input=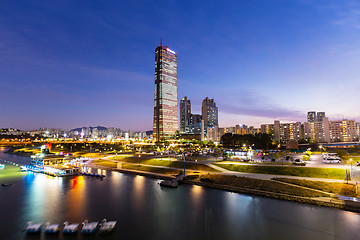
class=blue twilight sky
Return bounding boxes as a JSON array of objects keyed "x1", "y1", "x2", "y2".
[{"x1": 1, "y1": 0, "x2": 360, "y2": 131}]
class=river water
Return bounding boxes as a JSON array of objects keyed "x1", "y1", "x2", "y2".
[{"x1": 0, "y1": 149, "x2": 360, "y2": 240}]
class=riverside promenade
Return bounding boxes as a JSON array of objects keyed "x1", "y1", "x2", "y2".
[{"x1": 87, "y1": 156, "x2": 360, "y2": 213}]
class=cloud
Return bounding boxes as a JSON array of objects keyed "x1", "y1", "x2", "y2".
[
  {"x1": 299, "y1": 0, "x2": 360, "y2": 29},
  {"x1": 217, "y1": 89, "x2": 304, "y2": 121}
]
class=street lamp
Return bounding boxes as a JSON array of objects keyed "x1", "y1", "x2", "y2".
[
  {"x1": 350, "y1": 158, "x2": 353, "y2": 178},
  {"x1": 183, "y1": 152, "x2": 186, "y2": 176}
]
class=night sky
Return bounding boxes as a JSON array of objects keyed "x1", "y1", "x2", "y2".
[{"x1": 1, "y1": 0, "x2": 360, "y2": 131}]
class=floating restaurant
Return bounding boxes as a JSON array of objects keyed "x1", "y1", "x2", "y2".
[{"x1": 29, "y1": 145, "x2": 80, "y2": 176}]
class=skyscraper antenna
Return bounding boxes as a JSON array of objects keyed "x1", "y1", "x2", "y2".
[{"x1": 160, "y1": 38, "x2": 162, "y2": 46}]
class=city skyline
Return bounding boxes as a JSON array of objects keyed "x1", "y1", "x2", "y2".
[{"x1": 2, "y1": 0, "x2": 360, "y2": 130}]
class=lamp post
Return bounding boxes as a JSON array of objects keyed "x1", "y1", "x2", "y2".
[
  {"x1": 183, "y1": 152, "x2": 186, "y2": 176},
  {"x1": 350, "y1": 158, "x2": 353, "y2": 180}
]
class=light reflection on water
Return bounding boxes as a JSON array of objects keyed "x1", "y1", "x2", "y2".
[
  {"x1": 67, "y1": 176, "x2": 86, "y2": 221},
  {"x1": 1, "y1": 150, "x2": 360, "y2": 240}
]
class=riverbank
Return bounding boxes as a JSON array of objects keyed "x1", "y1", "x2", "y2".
[
  {"x1": 4, "y1": 148, "x2": 34, "y2": 157},
  {"x1": 88, "y1": 162, "x2": 360, "y2": 213}
]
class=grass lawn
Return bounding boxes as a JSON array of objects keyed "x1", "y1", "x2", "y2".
[
  {"x1": 0, "y1": 165, "x2": 27, "y2": 183},
  {"x1": 12, "y1": 147, "x2": 40, "y2": 156},
  {"x1": 343, "y1": 156, "x2": 360, "y2": 164},
  {"x1": 274, "y1": 178, "x2": 357, "y2": 197},
  {"x1": 92, "y1": 159, "x2": 117, "y2": 168},
  {"x1": 215, "y1": 163, "x2": 347, "y2": 180},
  {"x1": 195, "y1": 174, "x2": 329, "y2": 197},
  {"x1": 108, "y1": 155, "x2": 219, "y2": 172},
  {"x1": 121, "y1": 164, "x2": 184, "y2": 175}
]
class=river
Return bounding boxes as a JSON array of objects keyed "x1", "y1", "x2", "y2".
[{"x1": 0, "y1": 149, "x2": 359, "y2": 240}]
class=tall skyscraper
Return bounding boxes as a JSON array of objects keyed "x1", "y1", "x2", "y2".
[
  {"x1": 307, "y1": 111, "x2": 316, "y2": 123},
  {"x1": 317, "y1": 112, "x2": 326, "y2": 122},
  {"x1": 202, "y1": 97, "x2": 218, "y2": 129},
  {"x1": 153, "y1": 41, "x2": 178, "y2": 141},
  {"x1": 180, "y1": 96, "x2": 191, "y2": 133}
]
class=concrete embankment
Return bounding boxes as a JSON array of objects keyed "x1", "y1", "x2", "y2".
[{"x1": 183, "y1": 179, "x2": 360, "y2": 213}]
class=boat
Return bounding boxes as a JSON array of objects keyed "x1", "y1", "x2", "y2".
[
  {"x1": 99, "y1": 219, "x2": 117, "y2": 233},
  {"x1": 94, "y1": 174, "x2": 105, "y2": 178},
  {"x1": 44, "y1": 222, "x2": 61, "y2": 234},
  {"x1": 63, "y1": 221, "x2": 80, "y2": 234},
  {"x1": 160, "y1": 180, "x2": 178, "y2": 188},
  {"x1": 82, "y1": 220, "x2": 100, "y2": 234},
  {"x1": 2, "y1": 183, "x2": 12, "y2": 187},
  {"x1": 20, "y1": 166, "x2": 27, "y2": 172},
  {"x1": 26, "y1": 222, "x2": 43, "y2": 233},
  {"x1": 63, "y1": 220, "x2": 87, "y2": 234}
]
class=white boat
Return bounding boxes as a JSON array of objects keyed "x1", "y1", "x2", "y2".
[
  {"x1": 99, "y1": 220, "x2": 117, "y2": 233},
  {"x1": 26, "y1": 222, "x2": 43, "y2": 233},
  {"x1": 44, "y1": 222, "x2": 61, "y2": 234},
  {"x1": 82, "y1": 220, "x2": 100, "y2": 234},
  {"x1": 20, "y1": 166, "x2": 27, "y2": 171},
  {"x1": 63, "y1": 222, "x2": 80, "y2": 234}
]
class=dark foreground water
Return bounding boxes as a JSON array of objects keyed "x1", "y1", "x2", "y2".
[{"x1": 1, "y1": 149, "x2": 360, "y2": 240}]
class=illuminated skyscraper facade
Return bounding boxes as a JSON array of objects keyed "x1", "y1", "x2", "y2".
[
  {"x1": 202, "y1": 97, "x2": 218, "y2": 129},
  {"x1": 307, "y1": 111, "x2": 316, "y2": 122},
  {"x1": 153, "y1": 42, "x2": 178, "y2": 141},
  {"x1": 180, "y1": 96, "x2": 191, "y2": 133}
]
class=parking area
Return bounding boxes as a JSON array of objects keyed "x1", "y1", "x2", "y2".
[{"x1": 252, "y1": 153, "x2": 347, "y2": 168}]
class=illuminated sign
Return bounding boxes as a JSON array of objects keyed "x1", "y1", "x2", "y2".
[{"x1": 166, "y1": 48, "x2": 176, "y2": 54}]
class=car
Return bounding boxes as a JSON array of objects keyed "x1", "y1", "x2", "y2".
[
  {"x1": 323, "y1": 157, "x2": 341, "y2": 164},
  {"x1": 293, "y1": 159, "x2": 306, "y2": 165}
]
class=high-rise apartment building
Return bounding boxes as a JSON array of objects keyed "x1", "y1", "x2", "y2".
[
  {"x1": 261, "y1": 123, "x2": 274, "y2": 135},
  {"x1": 180, "y1": 96, "x2": 191, "y2": 133},
  {"x1": 329, "y1": 119, "x2": 356, "y2": 142},
  {"x1": 307, "y1": 111, "x2": 316, "y2": 122},
  {"x1": 317, "y1": 112, "x2": 326, "y2": 122},
  {"x1": 202, "y1": 97, "x2": 218, "y2": 129},
  {"x1": 261, "y1": 121, "x2": 301, "y2": 143},
  {"x1": 153, "y1": 42, "x2": 178, "y2": 141}
]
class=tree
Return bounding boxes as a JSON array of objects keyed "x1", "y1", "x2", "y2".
[{"x1": 220, "y1": 133, "x2": 275, "y2": 149}]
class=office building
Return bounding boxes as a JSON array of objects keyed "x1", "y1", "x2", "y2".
[
  {"x1": 191, "y1": 114, "x2": 202, "y2": 125},
  {"x1": 153, "y1": 42, "x2": 178, "y2": 141},
  {"x1": 186, "y1": 114, "x2": 203, "y2": 135},
  {"x1": 180, "y1": 96, "x2": 191, "y2": 133},
  {"x1": 202, "y1": 97, "x2": 218, "y2": 129}
]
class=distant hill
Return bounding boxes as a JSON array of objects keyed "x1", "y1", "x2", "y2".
[{"x1": 71, "y1": 126, "x2": 107, "y2": 132}]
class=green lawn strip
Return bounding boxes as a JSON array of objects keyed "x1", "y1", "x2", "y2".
[
  {"x1": 196, "y1": 174, "x2": 329, "y2": 197},
  {"x1": 109, "y1": 156, "x2": 219, "y2": 172},
  {"x1": 0, "y1": 165, "x2": 27, "y2": 182},
  {"x1": 121, "y1": 164, "x2": 183, "y2": 175},
  {"x1": 142, "y1": 159, "x2": 218, "y2": 172},
  {"x1": 92, "y1": 160, "x2": 117, "y2": 168},
  {"x1": 274, "y1": 178, "x2": 356, "y2": 197},
  {"x1": 347, "y1": 156, "x2": 360, "y2": 163},
  {"x1": 215, "y1": 163, "x2": 346, "y2": 179}
]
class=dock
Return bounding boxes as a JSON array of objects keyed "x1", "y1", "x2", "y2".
[{"x1": 160, "y1": 175, "x2": 185, "y2": 188}]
